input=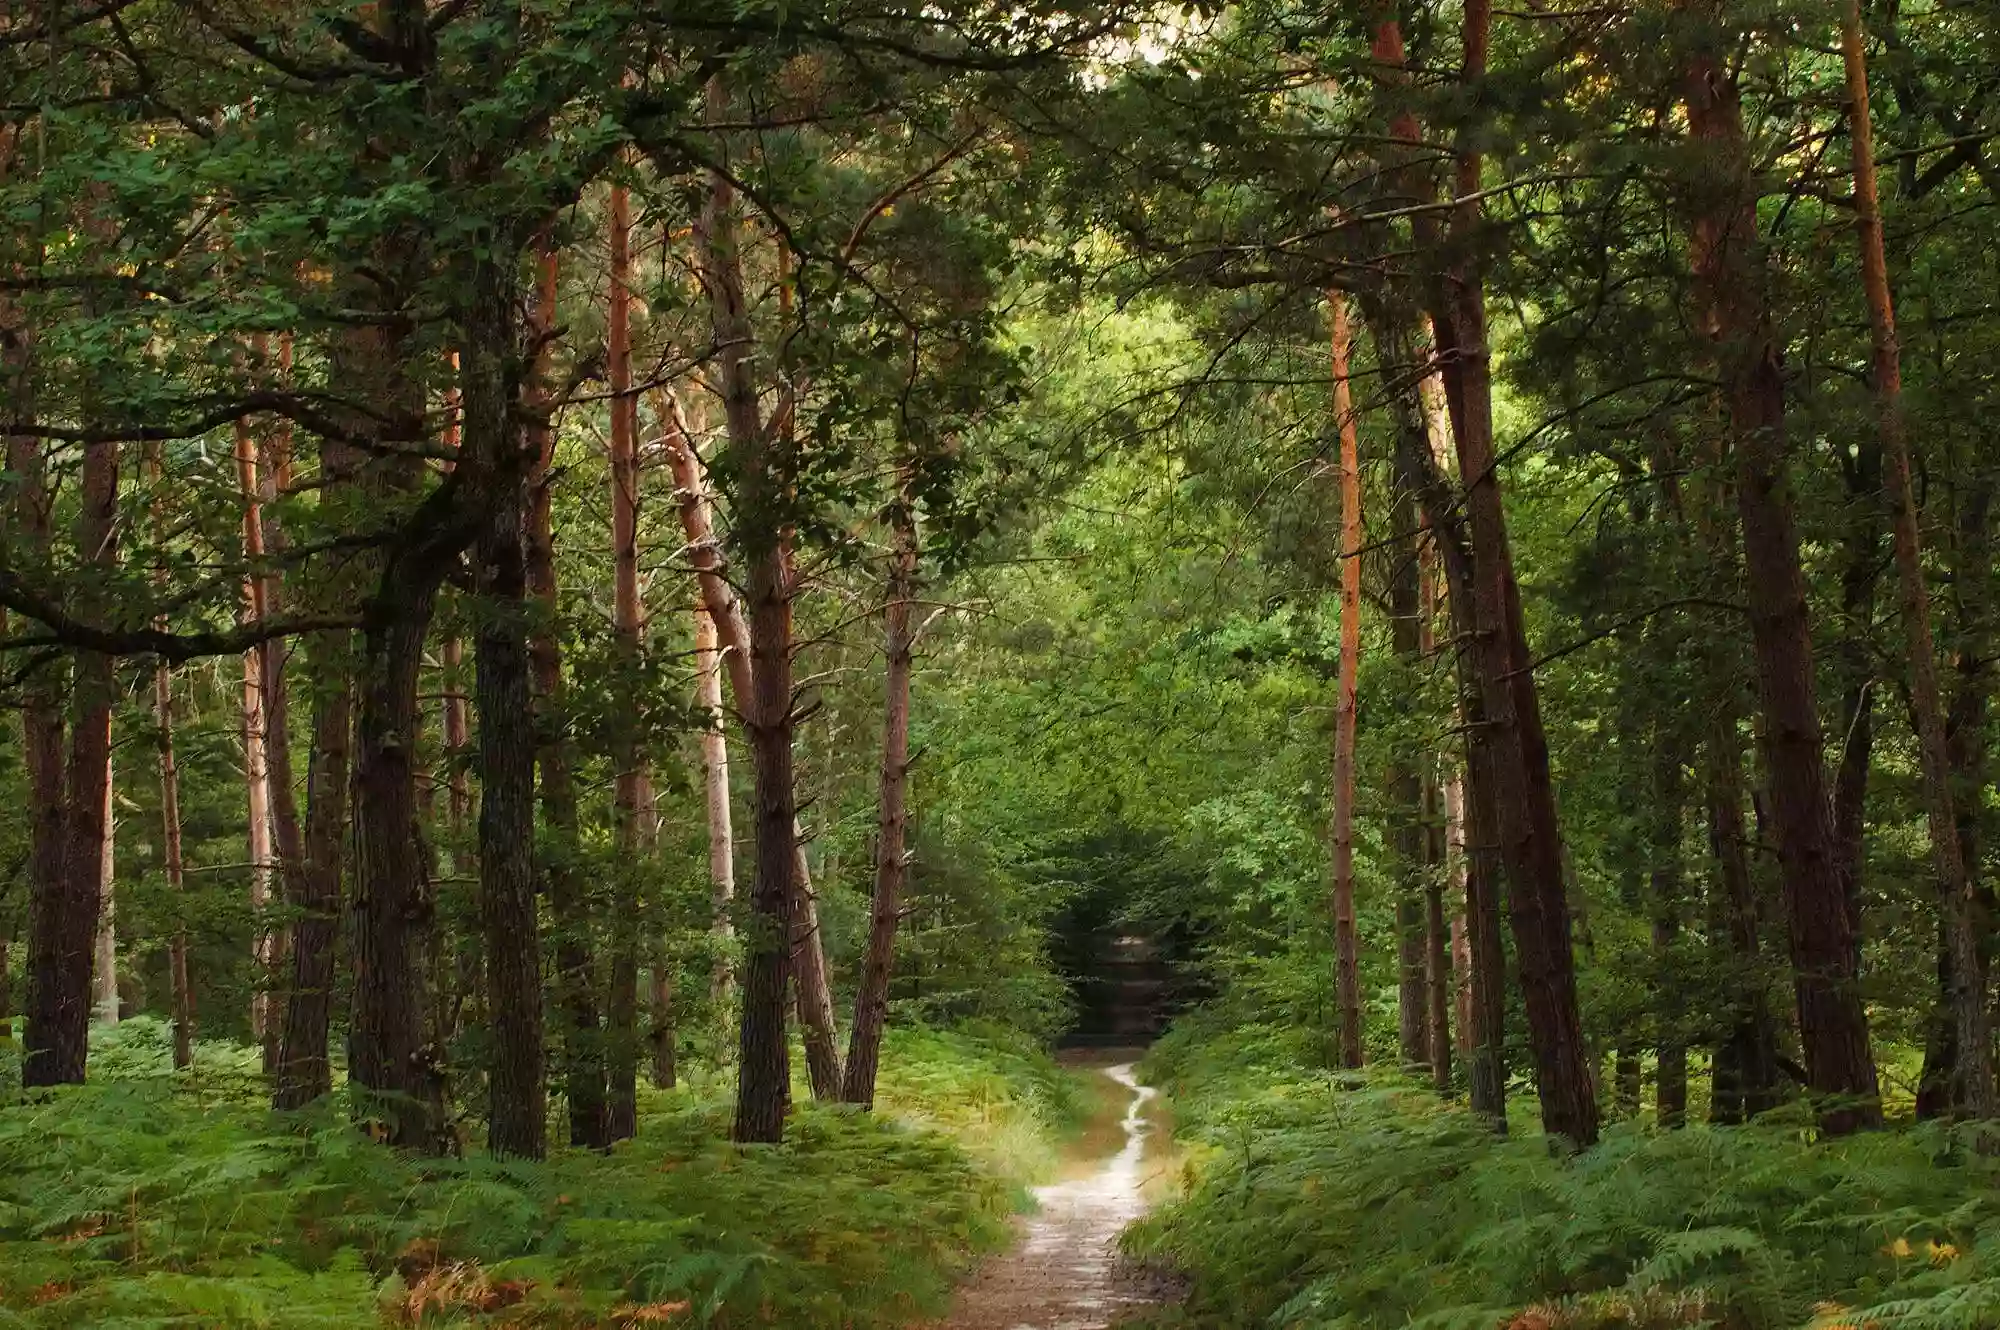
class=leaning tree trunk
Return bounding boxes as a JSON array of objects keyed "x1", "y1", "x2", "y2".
[
  {"x1": 659, "y1": 393, "x2": 842, "y2": 1090},
  {"x1": 1440, "y1": 0, "x2": 1597, "y2": 1147},
  {"x1": 1327, "y1": 291, "x2": 1366, "y2": 1071},
  {"x1": 1392, "y1": 346, "x2": 1508, "y2": 1131},
  {"x1": 841, "y1": 468, "x2": 920, "y2": 1108},
  {"x1": 1681, "y1": 16, "x2": 1880, "y2": 1132},
  {"x1": 1841, "y1": 3, "x2": 1995, "y2": 1121}
]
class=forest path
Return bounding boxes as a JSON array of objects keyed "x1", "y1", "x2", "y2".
[{"x1": 944, "y1": 1062, "x2": 1163, "y2": 1330}]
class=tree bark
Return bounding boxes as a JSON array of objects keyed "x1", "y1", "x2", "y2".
[
  {"x1": 146, "y1": 441, "x2": 194, "y2": 1069},
  {"x1": 523, "y1": 244, "x2": 610, "y2": 1148},
  {"x1": 1841, "y1": 2, "x2": 1995, "y2": 1121},
  {"x1": 1439, "y1": 0, "x2": 1598, "y2": 1146},
  {"x1": 24, "y1": 428, "x2": 118, "y2": 1086},
  {"x1": 1390, "y1": 463, "x2": 1429, "y2": 1074},
  {"x1": 1327, "y1": 290, "x2": 1365, "y2": 1071},
  {"x1": 694, "y1": 96, "x2": 800, "y2": 1141},
  {"x1": 1423, "y1": 763, "x2": 1453, "y2": 1094},
  {"x1": 92, "y1": 754, "x2": 116, "y2": 1025},
  {"x1": 1705, "y1": 722, "x2": 1782, "y2": 1123},
  {"x1": 1650, "y1": 727, "x2": 1689, "y2": 1127},
  {"x1": 841, "y1": 468, "x2": 920, "y2": 1108},
  {"x1": 696, "y1": 600, "x2": 736, "y2": 1003},
  {"x1": 1391, "y1": 340, "x2": 1508, "y2": 1130},
  {"x1": 604, "y1": 175, "x2": 650, "y2": 1141},
  {"x1": 236, "y1": 420, "x2": 279, "y2": 1063},
  {"x1": 1680, "y1": 9, "x2": 1881, "y2": 1135},
  {"x1": 1922, "y1": 477, "x2": 1994, "y2": 1117},
  {"x1": 345, "y1": 320, "x2": 455, "y2": 1149},
  {"x1": 464, "y1": 251, "x2": 546, "y2": 1160}
]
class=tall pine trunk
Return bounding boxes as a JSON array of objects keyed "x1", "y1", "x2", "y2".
[
  {"x1": 841, "y1": 468, "x2": 919, "y2": 1107},
  {"x1": 236, "y1": 420, "x2": 278, "y2": 1064},
  {"x1": 464, "y1": 250, "x2": 546, "y2": 1160},
  {"x1": 92, "y1": 755, "x2": 116, "y2": 1024},
  {"x1": 1439, "y1": 0, "x2": 1597, "y2": 1146},
  {"x1": 605, "y1": 176, "x2": 649, "y2": 1141},
  {"x1": 1327, "y1": 291, "x2": 1365, "y2": 1071},
  {"x1": 1681, "y1": 15, "x2": 1880, "y2": 1131},
  {"x1": 24, "y1": 429, "x2": 118, "y2": 1086},
  {"x1": 1841, "y1": 3, "x2": 1995, "y2": 1120},
  {"x1": 1392, "y1": 348, "x2": 1508, "y2": 1130},
  {"x1": 696, "y1": 90, "x2": 799, "y2": 1141},
  {"x1": 696, "y1": 600, "x2": 736, "y2": 1003},
  {"x1": 523, "y1": 244, "x2": 610, "y2": 1148}
]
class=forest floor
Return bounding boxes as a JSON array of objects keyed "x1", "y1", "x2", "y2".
[{"x1": 943, "y1": 1055, "x2": 1173, "y2": 1330}]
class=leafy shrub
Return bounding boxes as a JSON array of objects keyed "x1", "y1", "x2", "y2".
[{"x1": 1127, "y1": 1024, "x2": 2000, "y2": 1330}]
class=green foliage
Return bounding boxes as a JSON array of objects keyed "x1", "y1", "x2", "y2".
[
  {"x1": 0, "y1": 1020, "x2": 1082, "y2": 1328},
  {"x1": 1128, "y1": 1023, "x2": 2000, "y2": 1330}
]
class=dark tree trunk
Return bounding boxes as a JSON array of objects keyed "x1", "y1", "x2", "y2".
[
  {"x1": 345, "y1": 323, "x2": 459, "y2": 1150},
  {"x1": 1705, "y1": 726, "x2": 1782, "y2": 1123},
  {"x1": 1390, "y1": 467, "x2": 1429, "y2": 1073},
  {"x1": 841, "y1": 469, "x2": 919, "y2": 1108},
  {"x1": 1651, "y1": 727, "x2": 1689, "y2": 1128},
  {"x1": 1831, "y1": 439, "x2": 1882, "y2": 901},
  {"x1": 274, "y1": 614, "x2": 353, "y2": 1109},
  {"x1": 523, "y1": 245, "x2": 610, "y2": 1148},
  {"x1": 1390, "y1": 361, "x2": 1506, "y2": 1131},
  {"x1": 1682, "y1": 15, "x2": 1881, "y2": 1133},
  {"x1": 465, "y1": 254, "x2": 546, "y2": 1160},
  {"x1": 604, "y1": 176, "x2": 647, "y2": 1143},
  {"x1": 25, "y1": 432, "x2": 118, "y2": 1087},
  {"x1": 695, "y1": 84, "x2": 799, "y2": 1142},
  {"x1": 1921, "y1": 479, "x2": 1994, "y2": 1118},
  {"x1": 1435, "y1": 30, "x2": 1598, "y2": 1141},
  {"x1": 1424, "y1": 766, "x2": 1453, "y2": 1094}
]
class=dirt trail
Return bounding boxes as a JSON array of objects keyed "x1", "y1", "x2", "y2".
[{"x1": 946, "y1": 1063, "x2": 1162, "y2": 1330}]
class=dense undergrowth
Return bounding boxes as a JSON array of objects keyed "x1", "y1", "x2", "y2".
[
  {"x1": 0, "y1": 1018, "x2": 1085, "y2": 1329},
  {"x1": 1125, "y1": 1017, "x2": 2000, "y2": 1330}
]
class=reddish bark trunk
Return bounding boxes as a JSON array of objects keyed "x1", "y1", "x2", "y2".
[
  {"x1": 605, "y1": 176, "x2": 648, "y2": 1141},
  {"x1": 1682, "y1": 20, "x2": 1881, "y2": 1131},
  {"x1": 1841, "y1": 2, "x2": 1994, "y2": 1119},
  {"x1": 841, "y1": 470, "x2": 920, "y2": 1107},
  {"x1": 1328, "y1": 291, "x2": 1365, "y2": 1071},
  {"x1": 522, "y1": 243, "x2": 610, "y2": 1148}
]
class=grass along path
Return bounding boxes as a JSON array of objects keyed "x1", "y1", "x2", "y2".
[{"x1": 944, "y1": 1060, "x2": 1165, "y2": 1330}]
